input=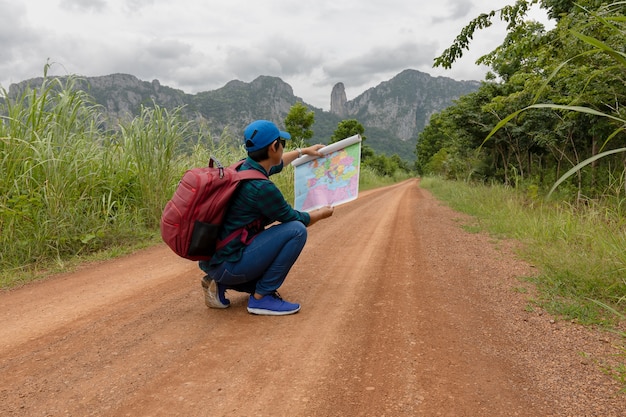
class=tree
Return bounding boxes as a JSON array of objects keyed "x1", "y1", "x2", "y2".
[
  {"x1": 328, "y1": 119, "x2": 411, "y2": 176},
  {"x1": 433, "y1": 0, "x2": 541, "y2": 71},
  {"x1": 425, "y1": 1, "x2": 626, "y2": 197},
  {"x1": 284, "y1": 102, "x2": 315, "y2": 148},
  {"x1": 329, "y1": 119, "x2": 366, "y2": 144},
  {"x1": 433, "y1": 0, "x2": 613, "y2": 72}
]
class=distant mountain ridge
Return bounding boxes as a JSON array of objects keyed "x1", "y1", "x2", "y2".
[
  {"x1": 331, "y1": 70, "x2": 479, "y2": 141},
  {"x1": 7, "y1": 70, "x2": 480, "y2": 160}
]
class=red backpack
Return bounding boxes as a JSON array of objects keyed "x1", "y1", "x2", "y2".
[{"x1": 160, "y1": 157, "x2": 266, "y2": 261}]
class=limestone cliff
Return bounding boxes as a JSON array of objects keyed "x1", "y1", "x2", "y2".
[
  {"x1": 329, "y1": 70, "x2": 480, "y2": 141},
  {"x1": 330, "y1": 82, "x2": 347, "y2": 118}
]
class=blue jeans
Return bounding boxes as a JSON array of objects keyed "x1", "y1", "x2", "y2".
[{"x1": 201, "y1": 221, "x2": 307, "y2": 295}]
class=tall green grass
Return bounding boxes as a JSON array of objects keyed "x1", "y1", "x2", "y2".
[
  {"x1": 360, "y1": 165, "x2": 414, "y2": 190},
  {"x1": 421, "y1": 176, "x2": 626, "y2": 326},
  {"x1": 117, "y1": 105, "x2": 191, "y2": 228},
  {"x1": 1, "y1": 76, "x2": 117, "y2": 271},
  {"x1": 0, "y1": 73, "x2": 231, "y2": 285}
]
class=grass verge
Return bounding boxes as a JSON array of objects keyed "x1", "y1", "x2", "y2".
[
  {"x1": 420, "y1": 176, "x2": 626, "y2": 327},
  {"x1": 421, "y1": 176, "x2": 626, "y2": 389}
]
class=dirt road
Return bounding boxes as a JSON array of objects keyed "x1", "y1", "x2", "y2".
[{"x1": 1, "y1": 179, "x2": 624, "y2": 416}]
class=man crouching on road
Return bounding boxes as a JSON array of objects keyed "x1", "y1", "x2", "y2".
[{"x1": 199, "y1": 120, "x2": 334, "y2": 315}]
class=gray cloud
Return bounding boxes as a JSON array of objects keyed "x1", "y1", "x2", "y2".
[
  {"x1": 59, "y1": 0, "x2": 107, "y2": 13},
  {"x1": 124, "y1": 0, "x2": 157, "y2": 13},
  {"x1": 323, "y1": 41, "x2": 438, "y2": 86},
  {"x1": 1, "y1": 1, "x2": 552, "y2": 109},
  {"x1": 0, "y1": 2, "x2": 45, "y2": 85},
  {"x1": 224, "y1": 36, "x2": 321, "y2": 81},
  {"x1": 432, "y1": 0, "x2": 475, "y2": 23},
  {"x1": 0, "y1": 6, "x2": 21, "y2": 59},
  {"x1": 142, "y1": 38, "x2": 193, "y2": 61}
]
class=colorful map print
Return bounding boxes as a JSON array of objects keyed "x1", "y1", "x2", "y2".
[{"x1": 292, "y1": 135, "x2": 361, "y2": 212}]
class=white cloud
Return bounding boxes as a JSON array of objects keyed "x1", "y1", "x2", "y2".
[
  {"x1": 0, "y1": 0, "x2": 553, "y2": 109},
  {"x1": 59, "y1": 0, "x2": 107, "y2": 13}
]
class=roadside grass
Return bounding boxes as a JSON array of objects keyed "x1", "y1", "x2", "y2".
[
  {"x1": 0, "y1": 234, "x2": 162, "y2": 289},
  {"x1": 0, "y1": 73, "x2": 236, "y2": 288},
  {"x1": 421, "y1": 176, "x2": 626, "y2": 390},
  {"x1": 419, "y1": 176, "x2": 626, "y2": 327},
  {"x1": 359, "y1": 166, "x2": 414, "y2": 190}
]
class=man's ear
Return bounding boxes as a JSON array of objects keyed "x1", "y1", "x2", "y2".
[{"x1": 265, "y1": 141, "x2": 278, "y2": 159}]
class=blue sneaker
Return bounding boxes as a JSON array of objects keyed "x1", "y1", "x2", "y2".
[
  {"x1": 247, "y1": 292, "x2": 300, "y2": 316},
  {"x1": 201, "y1": 275, "x2": 230, "y2": 309}
]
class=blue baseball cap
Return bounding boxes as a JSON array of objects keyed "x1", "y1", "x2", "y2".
[{"x1": 244, "y1": 120, "x2": 291, "y2": 152}]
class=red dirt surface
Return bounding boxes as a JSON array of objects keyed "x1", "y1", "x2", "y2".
[{"x1": 1, "y1": 179, "x2": 624, "y2": 416}]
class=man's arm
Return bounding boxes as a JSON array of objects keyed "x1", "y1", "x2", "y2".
[{"x1": 282, "y1": 144, "x2": 325, "y2": 166}]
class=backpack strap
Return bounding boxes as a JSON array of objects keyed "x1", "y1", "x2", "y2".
[
  {"x1": 216, "y1": 218, "x2": 262, "y2": 251},
  {"x1": 230, "y1": 159, "x2": 267, "y2": 181},
  {"x1": 236, "y1": 169, "x2": 267, "y2": 180},
  {"x1": 214, "y1": 162, "x2": 265, "y2": 251}
]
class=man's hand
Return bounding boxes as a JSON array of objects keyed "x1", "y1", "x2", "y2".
[
  {"x1": 308, "y1": 206, "x2": 334, "y2": 226},
  {"x1": 284, "y1": 144, "x2": 326, "y2": 166},
  {"x1": 302, "y1": 144, "x2": 325, "y2": 158}
]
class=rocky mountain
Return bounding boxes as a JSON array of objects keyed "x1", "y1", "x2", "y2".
[
  {"x1": 6, "y1": 70, "x2": 480, "y2": 160},
  {"x1": 332, "y1": 70, "x2": 480, "y2": 141}
]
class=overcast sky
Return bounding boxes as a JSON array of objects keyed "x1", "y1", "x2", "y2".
[{"x1": 1, "y1": 0, "x2": 552, "y2": 110}]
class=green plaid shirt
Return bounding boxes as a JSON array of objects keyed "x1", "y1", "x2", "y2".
[{"x1": 208, "y1": 157, "x2": 311, "y2": 266}]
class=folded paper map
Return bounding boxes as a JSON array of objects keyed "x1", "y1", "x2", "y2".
[{"x1": 292, "y1": 134, "x2": 362, "y2": 212}]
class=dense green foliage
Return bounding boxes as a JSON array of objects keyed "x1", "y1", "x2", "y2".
[
  {"x1": 422, "y1": 1, "x2": 626, "y2": 202},
  {"x1": 284, "y1": 102, "x2": 315, "y2": 148},
  {"x1": 329, "y1": 119, "x2": 367, "y2": 144},
  {"x1": 330, "y1": 119, "x2": 414, "y2": 177}
]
